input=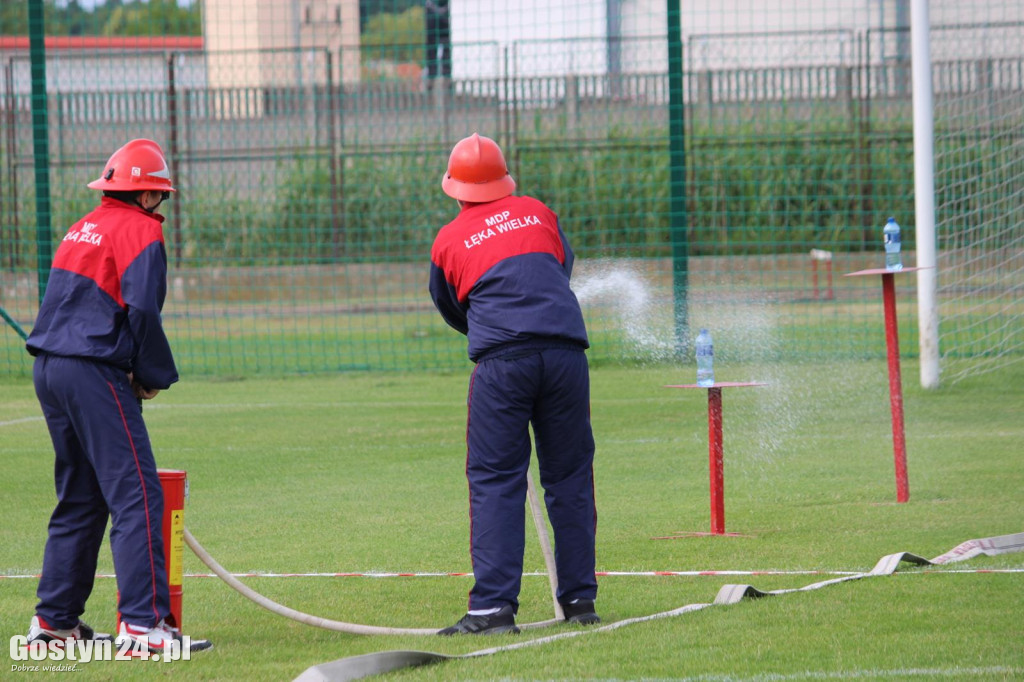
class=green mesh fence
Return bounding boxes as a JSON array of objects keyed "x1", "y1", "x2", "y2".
[{"x1": 1, "y1": 1, "x2": 1021, "y2": 379}]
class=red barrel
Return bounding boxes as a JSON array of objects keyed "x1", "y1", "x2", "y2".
[
  {"x1": 117, "y1": 469, "x2": 187, "y2": 630},
  {"x1": 158, "y1": 469, "x2": 187, "y2": 629}
]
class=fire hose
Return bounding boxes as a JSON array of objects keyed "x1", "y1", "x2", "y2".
[
  {"x1": 291, "y1": 531, "x2": 1024, "y2": 682},
  {"x1": 183, "y1": 475, "x2": 563, "y2": 635},
  {"x1": 157, "y1": 472, "x2": 1024, "y2": 679}
]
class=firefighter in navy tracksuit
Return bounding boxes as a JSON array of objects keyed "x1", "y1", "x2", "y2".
[
  {"x1": 430, "y1": 133, "x2": 600, "y2": 635},
  {"x1": 24, "y1": 139, "x2": 190, "y2": 653}
]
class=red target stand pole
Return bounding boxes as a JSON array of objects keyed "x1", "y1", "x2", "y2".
[
  {"x1": 843, "y1": 267, "x2": 930, "y2": 503},
  {"x1": 664, "y1": 382, "x2": 765, "y2": 535}
]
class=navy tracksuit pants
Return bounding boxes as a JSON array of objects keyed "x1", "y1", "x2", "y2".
[
  {"x1": 465, "y1": 346, "x2": 597, "y2": 612},
  {"x1": 33, "y1": 354, "x2": 170, "y2": 629}
]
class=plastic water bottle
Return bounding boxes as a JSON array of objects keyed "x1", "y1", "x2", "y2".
[
  {"x1": 884, "y1": 217, "x2": 902, "y2": 272},
  {"x1": 695, "y1": 328, "x2": 714, "y2": 387}
]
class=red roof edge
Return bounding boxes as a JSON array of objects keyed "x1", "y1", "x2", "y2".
[{"x1": 0, "y1": 36, "x2": 203, "y2": 50}]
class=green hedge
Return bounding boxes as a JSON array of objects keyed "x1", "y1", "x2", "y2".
[{"x1": 6, "y1": 125, "x2": 1019, "y2": 267}]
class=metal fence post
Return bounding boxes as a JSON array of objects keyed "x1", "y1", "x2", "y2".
[
  {"x1": 167, "y1": 52, "x2": 182, "y2": 267},
  {"x1": 28, "y1": 0, "x2": 52, "y2": 305},
  {"x1": 667, "y1": 0, "x2": 689, "y2": 356}
]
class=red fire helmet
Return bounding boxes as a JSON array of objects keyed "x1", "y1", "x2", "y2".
[
  {"x1": 441, "y1": 133, "x2": 515, "y2": 202},
  {"x1": 87, "y1": 138, "x2": 176, "y2": 192}
]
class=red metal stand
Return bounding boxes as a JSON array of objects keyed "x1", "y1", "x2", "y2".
[
  {"x1": 843, "y1": 267, "x2": 926, "y2": 503},
  {"x1": 665, "y1": 382, "x2": 765, "y2": 535}
]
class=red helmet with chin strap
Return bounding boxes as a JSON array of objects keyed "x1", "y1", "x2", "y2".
[
  {"x1": 87, "y1": 138, "x2": 176, "y2": 193},
  {"x1": 441, "y1": 133, "x2": 515, "y2": 202}
]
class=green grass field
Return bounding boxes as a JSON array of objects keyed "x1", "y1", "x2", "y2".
[{"x1": 2, "y1": 360, "x2": 1022, "y2": 681}]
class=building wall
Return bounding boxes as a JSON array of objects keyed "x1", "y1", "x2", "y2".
[
  {"x1": 451, "y1": 0, "x2": 609, "y2": 79},
  {"x1": 203, "y1": 0, "x2": 360, "y2": 89},
  {"x1": 2, "y1": 1, "x2": 1019, "y2": 98},
  {"x1": 0, "y1": 37, "x2": 205, "y2": 96},
  {"x1": 450, "y1": 0, "x2": 1024, "y2": 78}
]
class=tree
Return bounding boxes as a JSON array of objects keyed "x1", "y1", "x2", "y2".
[
  {"x1": 358, "y1": 0, "x2": 422, "y2": 32},
  {"x1": 0, "y1": 1, "x2": 28, "y2": 34},
  {"x1": 0, "y1": 0, "x2": 200, "y2": 37},
  {"x1": 361, "y1": 7, "x2": 425, "y2": 65},
  {"x1": 101, "y1": 0, "x2": 199, "y2": 36}
]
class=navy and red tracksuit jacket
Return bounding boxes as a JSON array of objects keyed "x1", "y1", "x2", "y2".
[
  {"x1": 429, "y1": 194, "x2": 588, "y2": 360},
  {"x1": 27, "y1": 196, "x2": 177, "y2": 388}
]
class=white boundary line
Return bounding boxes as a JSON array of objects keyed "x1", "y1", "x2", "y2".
[
  {"x1": 664, "y1": 667, "x2": 1023, "y2": 681},
  {"x1": 1, "y1": 568, "x2": 1021, "y2": 580},
  {"x1": 0, "y1": 394, "x2": 695, "y2": 429},
  {"x1": 0, "y1": 416, "x2": 43, "y2": 427}
]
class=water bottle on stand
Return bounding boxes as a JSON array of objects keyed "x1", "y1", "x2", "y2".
[
  {"x1": 695, "y1": 328, "x2": 714, "y2": 387},
  {"x1": 884, "y1": 217, "x2": 902, "y2": 272}
]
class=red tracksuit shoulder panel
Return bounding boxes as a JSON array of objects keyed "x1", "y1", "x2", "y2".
[
  {"x1": 431, "y1": 195, "x2": 562, "y2": 302},
  {"x1": 51, "y1": 197, "x2": 165, "y2": 307}
]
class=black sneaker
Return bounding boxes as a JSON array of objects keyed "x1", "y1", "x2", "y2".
[
  {"x1": 562, "y1": 599, "x2": 601, "y2": 625},
  {"x1": 437, "y1": 605, "x2": 520, "y2": 635}
]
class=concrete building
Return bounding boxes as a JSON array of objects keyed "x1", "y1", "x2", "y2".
[
  {"x1": 449, "y1": 0, "x2": 1024, "y2": 78},
  {"x1": 0, "y1": 36, "x2": 204, "y2": 97},
  {"x1": 202, "y1": 0, "x2": 360, "y2": 92}
]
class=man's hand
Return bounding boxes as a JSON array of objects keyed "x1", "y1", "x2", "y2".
[
  {"x1": 127, "y1": 372, "x2": 160, "y2": 400},
  {"x1": 134, "y1": 383, "x2": 160, "y2": 400}
]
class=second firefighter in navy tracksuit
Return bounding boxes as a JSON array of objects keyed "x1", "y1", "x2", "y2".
[
  {"x1": 430, "y1": 133, "x2": 599, "y2": 635},
  {"x1": 24, "y1": 139, "x2": 202, "y2": 655}
]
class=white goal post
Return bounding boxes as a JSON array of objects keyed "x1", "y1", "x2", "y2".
[{"x1": 912, "y1": 0, "x2": 940, "y2": 389}]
